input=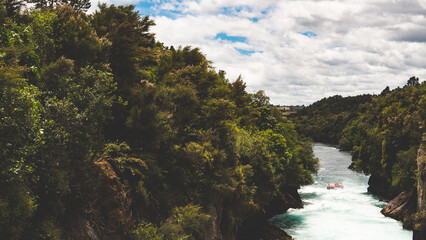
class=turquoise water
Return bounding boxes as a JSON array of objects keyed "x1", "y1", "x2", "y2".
[{"x1": 270, "y1": 143, "x2": 412, "y2": 240}]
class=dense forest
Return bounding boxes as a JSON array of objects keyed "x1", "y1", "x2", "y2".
[
  {"x1": 292, "y1": 94, "x2": 373, "y2": 144},
  {"x1": 291, "y1": 79, "x2": 425, "y2": 231},
  {"x1": 0, "y1": 1, "x2": 319, "y2": 239}
]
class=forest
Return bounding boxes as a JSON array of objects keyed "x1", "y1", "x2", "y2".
[
  {"x1": 292, "y1": 80, "x2": 425, "y2": 196},
  {"x1": 0, "y1": 1, "x2": 319, "y2": 239}
]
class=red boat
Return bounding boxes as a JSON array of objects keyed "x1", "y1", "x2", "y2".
[{"x1": 327, "y1": 182, "x2": 344, "y2": 189}]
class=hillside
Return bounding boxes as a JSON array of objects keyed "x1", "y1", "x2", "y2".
[
  {"x1": 0, "y1": 2, "x2": 318, "y2": 239},
  {"x1": 290, "y1": 94, "x2": 372, "y2": 144}
]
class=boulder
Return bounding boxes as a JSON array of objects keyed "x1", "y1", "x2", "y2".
[
  {"x1": 381, "y1": 190, "x2": 417, "y2": 229},
  {"x1": 368, "y1": 174, "x2": 393, "y2": 199}
]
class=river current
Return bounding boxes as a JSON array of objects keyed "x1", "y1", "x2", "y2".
[{"x1": 270, "y1": 143, "x2": 412, "y2": 240}]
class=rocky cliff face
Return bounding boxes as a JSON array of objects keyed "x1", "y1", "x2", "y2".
[
  {"x1": 413, "y1": 141, "x2": 425, "y2": 240},
  {"x1": 367, "y1": 174, "x2": 393, "y2": 199},
  {"x1": 64, "y1": 158, "x2": 133, "y2": 240},
  {"x1": 417, "y1": 143, "x2": 425, "y2": 215},
  {"x1": 236, "y1": 186, "x2": 302, "y2": 240},
  {"x1": 380, "y1": 190, "x2": 417, "y2": 229},
  {"x1": 381, "y1": 135, "x2": 426, "y2": 239},
  {"x1": 203, "y1": 204, "x2": 223, "y2": 240},
  {"x1": 62, "y1": 158, "x2": 301, "y2": 240}
]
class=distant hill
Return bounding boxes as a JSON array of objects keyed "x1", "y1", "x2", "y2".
[{"x1": 289, "y1": 94, "x2": 373, "y2": 143}]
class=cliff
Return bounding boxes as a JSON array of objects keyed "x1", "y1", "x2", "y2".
[
  {"x1": 63, "y1": 159, "x2": 302, "y2": 240},
  {"x1": 381, "y1": 135, "x2": 426, "y2": 239},
  {"x1": 368, "y1": 174, "x2": 394, "y2": 199},
  {"x1": 380, "y1": 190, "x2": 417, "y2": 229},
  {"x1": 236, "y1": 186, "x2": 302, "y2": 240},
  {"x1": 413, "y1": 139, "x2": 426, "y2": 240}
]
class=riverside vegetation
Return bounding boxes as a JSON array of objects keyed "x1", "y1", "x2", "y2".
[
  {"x1": 0, "y1": 1, "x2": 319, "y2": 239},
  {"x1": 291, "y1": 78, "x2": 426, "y2": 236}
]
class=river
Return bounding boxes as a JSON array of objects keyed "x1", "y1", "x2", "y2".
[{"x1": 270, "y1": 143, "x2": 412, "y2": 240}]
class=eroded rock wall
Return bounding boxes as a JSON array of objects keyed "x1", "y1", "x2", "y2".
[
  {"x1": 64, "y1": 158, "x2": 132, "y2": 240},
  {"x1": 236, "y1": 187, "x2": 301, "y2": 240},
  {"x1": 414, "y1": 141, "x2": 426, "y2": 240}
]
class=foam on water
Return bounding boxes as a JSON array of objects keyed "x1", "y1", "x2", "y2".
[{"x1": 270, "y1": 143, "x2": 412, "y2": 240}]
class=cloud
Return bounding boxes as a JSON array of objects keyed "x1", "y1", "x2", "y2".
[{"x1": 89, "y1": 0, "x2": 426, "y2": 105}]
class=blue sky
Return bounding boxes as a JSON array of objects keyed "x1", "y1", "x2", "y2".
[
  {"x1": 214, "y1": 33, "x2": 247, "y2": 43},
  {"x1": 90, "y1": 0, "x2": 426, "y2": 105}
]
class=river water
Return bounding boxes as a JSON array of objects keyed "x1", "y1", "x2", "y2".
[{"x1": 270, "y1": 143, "x2": 412, "y2": 240}]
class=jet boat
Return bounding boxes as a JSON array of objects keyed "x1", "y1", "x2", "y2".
[{"x1": 327, "y1": 182, "x2": 343, "y2": 189}]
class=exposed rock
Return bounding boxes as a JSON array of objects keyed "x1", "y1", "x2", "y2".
[
  {"x1": 414, "y1": 142, "x2": 426, "y2": 240},
  {"x1": 381, "y1": 190, "x2": 417, "y2": 229},
  {"x1": 368, "y1": 174, "x2": 393, "y2": 199},
  {"x1": 204, "y1": 204, "x2": 223, "y2": 240},
  {"x1": 64, "y1": 158, "x2": 132, "y2": 240},
  {"x1": 236, "y1": 214, "x2": 293, "y2": 240},
  {"x1": 265, "y1": 188, "x2": 303, "y2": 219},
  {"x1": 417, "y1": 146, "x2": 426, "y2": 214},
  {"x1": 237, "y1": 187, "x2": 301, "y2": 240},
  {"x1": 66, "y1": 217, "x2": 101, "y2": 240},
  {"x1": 261, "y1": 223, "x2": 293, "y2": 240},
  {"x1": 380, "y1": 136, "x2": 426, "y2": 239}
]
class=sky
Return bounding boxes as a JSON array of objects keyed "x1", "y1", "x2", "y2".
[{"x1": 88, "y1": 0, "x2": 426, "y2": 105}]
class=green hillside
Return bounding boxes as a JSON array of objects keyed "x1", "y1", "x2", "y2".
[{"x1": 0, "y1": 2, "x2": 318, "y2": 239}]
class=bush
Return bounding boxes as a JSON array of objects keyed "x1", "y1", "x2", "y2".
[
  {"x1": 131, "y1": 222, "x2": 164, "y2": 240},
  {"x1": 160, "y1": 204, "x2": 210, "y2": 240}
]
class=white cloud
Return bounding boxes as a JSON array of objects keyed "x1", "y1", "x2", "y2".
[{"x1": 89, "y1": 0, "x2": 426, "y2": 105}]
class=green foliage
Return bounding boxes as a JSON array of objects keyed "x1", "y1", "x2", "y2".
[
  {"x1": 91, "y1": 4, "x2": 155, "y2": 89},
  {"x1": 4, "y1": 0, "x2": 24, "y2": 17},
  {"x1": 131, "y1": 222, "x2": 164, "y2": 240},
  {"x1": 291, "y1": 94, "x2": 372, "y2": 143},
  {"x1": 54, "y1": 5, "x2": 108, "y2": 66},
  {"x1": 29, "y1": 9, "x2": 58, "y2": 64},
  {"x1": 346, "y1": 83, "x2": 425, "y2": 193},
  {"x1": 392, "y1": 147, "x2": 418, "y2": 190},
  {"x1": 102, "y1": 142, "x2": 148, "y2": 203},
  {"x1": 62, "y1": 0, "x2": 91, "y2": 12},
  {"x1": 410, "y1": 210, "x2": 426, "y2": 231},
  {"x1": 28, "y1": 0, "x2": 91, "y2": 11},
  {"x1": 159, "y1": 204, "x2": 210, "y2": 240},
  {"x1": 0, "y1": 67, "x2": 41, "y2": 239},
  {"x1": 0, "y1": 3, "x2": 319, "y2": 239}
]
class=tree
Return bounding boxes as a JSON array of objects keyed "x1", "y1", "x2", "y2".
[
  {"x1": 62, "y1": 0, "x2": 91, "y2": 12},
  {"x1": 407, "y1": 76, "x2": 419, "y2": 86},
  {"x1": 54, "y1": 5, "x2": 107, "y2": 66},
  {"x1": 29, "y1": 8, "x2": 58, "y2": 64},
  {"x1": 91, "y1": 4, "x2": 155, "y2": 90},
  {"x1": 4, "y1": 0, "x2": 24, "y2": 17},
  {"x1": 380, "y1": 86, "x2": 390, "y2": 96},
  {"x1": 28, "y1": 0, "x2": 91, "y2": 11},
  {"x1": 27, "y1": 0, "x2": 51, "y2": 9},
  {"x1": 0, "y1": 67, "x2": 41, "y2": 240},
  {"x1": 159, "y1": 204, "x2": 210, "y2": 240},
  {"x1": 251, "y1": 90, "x2": 270, "y2": 107}
]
